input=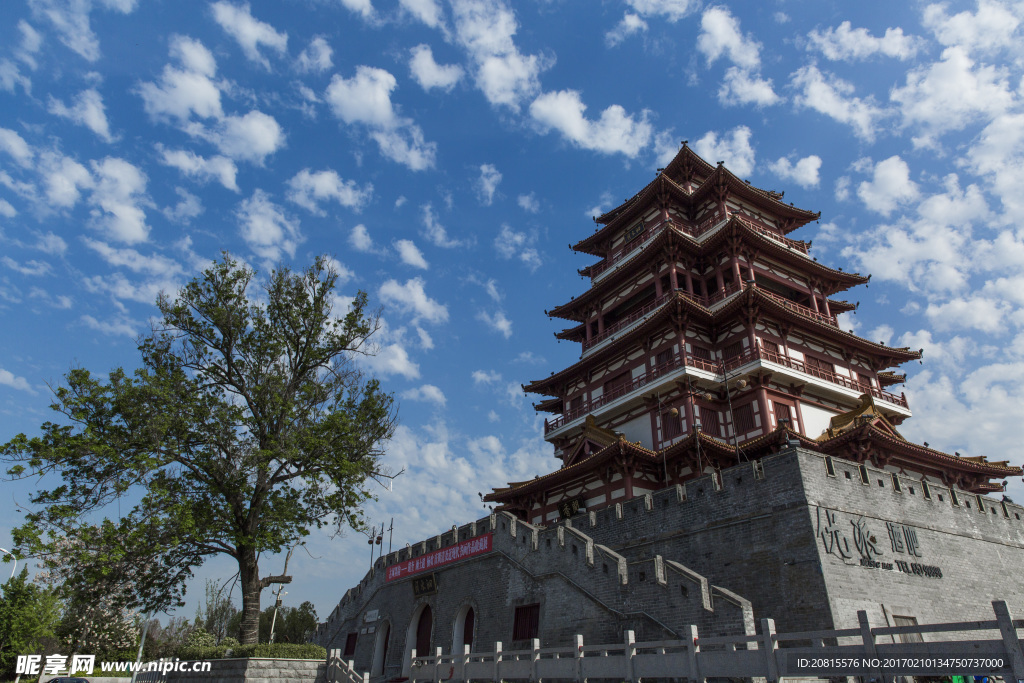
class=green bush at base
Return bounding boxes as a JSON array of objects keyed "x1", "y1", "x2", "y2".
[{"x1": 176, "y1": 642, "x2": 327, "y2": 661}]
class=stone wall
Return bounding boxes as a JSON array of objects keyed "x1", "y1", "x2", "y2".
[
  {"x1": 314, "y1": 447, "x2": 1024, "y2": 678},
  {"x1": 133, "y1": 658, "x2": 325, "y2": 683}
]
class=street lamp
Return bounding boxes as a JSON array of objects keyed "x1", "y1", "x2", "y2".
[{"x1": 0, "y1": 547, "x2": 16, "y2": 580}]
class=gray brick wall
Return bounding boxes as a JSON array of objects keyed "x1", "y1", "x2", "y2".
[{"x1": 313, "y1": 448, "x2": 1024, "y2": 676}]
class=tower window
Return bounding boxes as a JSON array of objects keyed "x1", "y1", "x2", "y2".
[
  {"x1": 662, "y1": 410, "x2": 682, "y2": 439},
  {"x1": 858, "y1": 465, "x2": 869, "y2": 485},
  {"x1": 733, "y1": 404, "x2": 755, "y2": 433},
  {"x1": 512, "y1": 604, "x2": 540, "y2": 641}
]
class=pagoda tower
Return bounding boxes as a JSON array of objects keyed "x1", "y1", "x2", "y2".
[{"x1": 486, "y1": 143, "x2": 1020, "y2": 524}]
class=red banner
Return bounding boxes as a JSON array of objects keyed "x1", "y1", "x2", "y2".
[{"x1": 386, "y1": 533, "x2": 493, "y2": 581}]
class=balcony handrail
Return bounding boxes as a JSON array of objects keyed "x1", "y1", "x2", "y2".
[
  {"x1": 583, "y1": 292, "x2": 672, "y2": 350},
  {"x1": 732, "y1": 213, "x2": 810, "y2": 254},
  {"x1": 545, "y1": 346, "x2": 907, "y2": 434},
  {"x1": 756, "y1": 287, "x2": 837, "y2": 326}
]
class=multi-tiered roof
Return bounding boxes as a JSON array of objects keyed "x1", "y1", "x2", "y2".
[{"x1": 486, "y1": 144, "x2": 1019, "y2": 523}]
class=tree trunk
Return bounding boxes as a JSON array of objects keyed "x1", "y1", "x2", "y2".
[{"x1": 239, "y1": 546, "x2": 262, "y2": 645}]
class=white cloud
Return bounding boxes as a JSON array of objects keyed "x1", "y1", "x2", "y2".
[
  {"x1": 476, "y1": 164, "x2": 501, "y2": 205},
  {"x1": 297, "y1": 36, "x2": 333, "y2": 73},
  {"x1": 477, "y1": 309, "x2": 512, "y2": 338},
  {"x1": 210, "y1": 1, "x2": 288, "y2": 69},
  {"x1": 88, "y1": 157, "x2": 151, "y2": 243},
  {"x1": 0, "y1": 128, "x2": 34, "y2": 167},
  {"x1": 923, "y1": 0, "x2": 1021, "y2": 55},
  {"x1": 138, "y1": 36, "x2": 223, "y2": 123},
  {"x1": 472, "y1": 369, "x2": 501, "y2": 384},
  {"x1": 605, "y1": 13, "x2": 648, "y2": 47},
  {"x1": 235, "y1": 189, "x2": 302, "y2": 261},
  {"x1": 790, "y1": 64, "x2": 887, "y2": 141},
  {"x1": 421, "y1": 203, "x2": 465, "y2": 248},
  {"x1": 48, "y1": 89, "x2": 114, "y2": 142},
  {"x1": 2, "y1": 257, "x2": 51, "y2": 277},
  {"x1": 378, "y1": 277, "x2": 449, "y2": 324},
  {"x1": 767, "y1": 154, "x2": 821, "y2": 188},
  {"x1": 693, "y1": 126, "x2": 755, "y2": 178},
  {"x1": 158, "y1": 147, "x2": 239, "y2": 191},
  {"x1": 29, "y1": 0, "x2": 137, "y2": 62},
  {"x1": 494, "y1": 223, "x2": 541, "y2": 270},
  {"x1": 81, "y1": 313, "x2": 139, "y2": 337},
  {"x1": 856, "y1": 156, "x2": 919, "y2": 216},
  {"x1": 16, "y1": 21, "x2": 43, "y2": 70},
  {"x1": 401, "y1": 384, "x2": 446, "y2": 405},
  {"x1": 450, "y1": 0, "x2": 548, "y2": 109},
  {"x1": 0, "y1": 60, "x2": 31, "y2": 94},
  {"x1": 0, "y1": 367, "x2": 36, "y2": 393},
  {"x1": 807, "y1": 21, "x2": 921, "y2": 61},
  {"x1": 718, "y1": 67, "x2": 780, "y2": 107},
  {"x1": 38, "y1": 152, "x2": 92, "y2": 208},
  {"x1": 370, "y1": 127, "x2": 437, "y2": 171},
  {"x1": 964, "y1": 113, "x2": 1024, "y2": 224},
  {"x1": 625, "y1": 0, "x2": 694, "y2": 21},
  {"x1": 286, "y1": 168, "x2": 372, "y2": 215},
  {"x1": 363, "y1": 342, "x2": 420, "y2": 379},
  {"x1": 213, "y1": 111, "x2": 286, "y2": 164},
  {"x1": 395, "y1": 239, "x2": 429, "y2": 269},
  {"x1": 517, "y1": 193, "x2": 539, "y2": 213},
  {"x1": 339, "y1": 0, "x2": 374, "y2": 21},
  {"x1": 409, "y1": 45, "x2": 464, "y2": 92},
  {"x1": 0, "y1": 200, "x2": 16, "y2": 218},
  {"x1": 529, "y1": 89, "x2": 652, "y2": 157},
  {"x1": 349, "y1": 223, "x2": 377, "y2": 253},
  {"x1": 163, "y1": 187, "x2": 204, "y2": 224},
  {"x1": 325, "y1": 66, "x2": 437, "y2": 170},
  {"x1": 325, "y1": 65, "x2": 399, "y2": 128},
  {"x1": 697, "y1": 6, "x2": 761, "y2": 69},
  {"x1": 81, "y1": 238, "x2": 185, "y2": 277},
  {"x1": 400, "y1": 0, "x2": 444, "y2": 28},
  {"x1": 890, "y1": 47, "x2": 1013, "y2": 148}
]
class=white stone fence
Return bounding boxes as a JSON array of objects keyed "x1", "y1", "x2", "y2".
[{"x1": 325, "y1": 600, "x2": 1024, "y2": 683}]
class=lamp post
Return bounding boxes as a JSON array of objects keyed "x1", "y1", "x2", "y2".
[{"x1": 0, "y1": 547, "x2": 16, "y2": 580}]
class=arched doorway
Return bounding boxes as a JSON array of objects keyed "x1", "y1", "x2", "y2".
[
  {"x1": 452, "y1": 605, "x2": 475, "y2": 653},
  {"x1": 371, "y1": 621, "x2": 390, "y2": 677},
  {"x1": 416, "y1": 605, "x2": 432, "y2": 656},
  {"x1": 403, "y1": 603, "x2": 433, "y2": 676}
]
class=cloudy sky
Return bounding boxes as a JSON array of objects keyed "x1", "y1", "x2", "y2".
[{"x1": 3, "y1": 0, "x2": 1024, "y2": 621}]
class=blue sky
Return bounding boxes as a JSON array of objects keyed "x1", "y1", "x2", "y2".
[{"x1": 3, "y1": 0, "x2": 1024, "y2": 622}]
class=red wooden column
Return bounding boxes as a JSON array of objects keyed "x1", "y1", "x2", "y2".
[
  {"x1": 716, "y1": 267, "x2": 725, "y2": 292},
  {"x1": 807, "y1": 279, "x2": 820, "y2": 312},
  {"x1": 731, "y1": 256, "x2": 742, "y2": 284}
]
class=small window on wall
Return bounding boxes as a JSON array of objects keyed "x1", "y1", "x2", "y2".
[
  {"x1": 699, "y1": 407, "x2": 720, "y2": 435},
  {"x1": 690, "y1": 345, "x2": 712, "y2": 361},
  {"x1": 976, "y1": 494, "x2": 986, "y2": 513},
  {"x1": 568, "y1": 395, "x2": 583, "y2": 412},
  {"x1": 805, "y1": 356, "x2": 834, "y2": 376},
  {"x1": 662, "y1": 410, "x2": 682, "y2": 439},
  {"x1": 892, "y1": 616, "x2": 923, "y2": 644},
  {"x1": 733, "y1": 404, "x2": 755, "y2": 433},
  {"x1": 344, "y1": 632, "x2": 358, "y2": 658},
  {"x1": 655, "y1": 348, "x2": 673, "y2": 368},
  {"x1": 773, "y1": 402, "x2": 792, "y2": 428},
  {"x1": 762, "y1": 339, "x2": 779, "y2": 354},
  {"x1": 921, "y1": 480, "x2": 932, "y2": 500},
  {"x1": 512, "y1": 604, "x2": 540, "y2": 641},
  {"x1": 891, "y1": 473, "x2": 902, "y2": 493},
  {"x1": 824, "y1": 456, "x2": 836, "y2": 477},
  {"x1": 724, "y1": 341, "x2": 743, "y2": 359},
  {"x1": 950, "y1": 489, "x2": 960, "y2": 507},
  {"x1": 858, "y1": 464, "x2": 869, "y2": 485}
]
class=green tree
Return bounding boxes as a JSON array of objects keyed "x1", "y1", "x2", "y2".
[
  {"x1": 3, "y1": 255, "x2": 399, "y2": 644},
  {"x1": 195, "y1": 580, "x2": 239, "y2": 644},
  {"x1": 0, "y1": 568, "x2": 61, "y2": 679}
]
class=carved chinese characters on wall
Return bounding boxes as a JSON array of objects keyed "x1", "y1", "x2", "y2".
[{"x1": 815, "y1": 507, "x2": 942, "y2": 578}]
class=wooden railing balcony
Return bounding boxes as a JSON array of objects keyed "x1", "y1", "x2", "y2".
[
  {"x1": 587, "y1": 211, "x2": 807, "y2": 283},
  {"x1": 731, "y1": 214, "x2": 810, "y2": 254},
  {"x1": 724, "y1": 347, "x2": 908, "y2": 408},
  {"x1": 544, "y1": 345, "x2": 907, "y2": 434},
  {"x1": 756, "y1": 288, "x2": 838, "y2": 326},
  {"x1": 581, "y1": 283, "x2": 741, "y2": 352}
]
